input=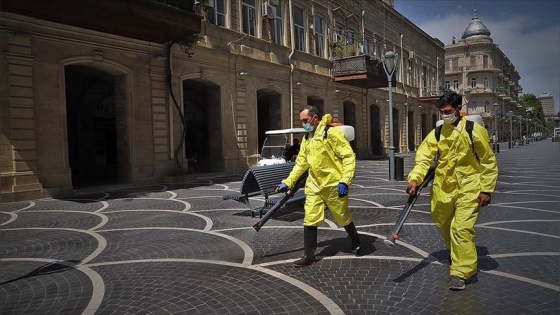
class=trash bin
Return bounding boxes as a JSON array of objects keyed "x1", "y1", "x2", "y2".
[{"x1": 394, "y1": 156, "x2": 405, "y2": 181}]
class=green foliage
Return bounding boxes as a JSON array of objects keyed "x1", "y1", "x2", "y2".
[
  {"x1": 332, "y1": 38, "x2": 356, "y2": 59},
  {"x1": 520, "y1": 93, "x2": 545, "y2": 123},
  {"x1": 175, "y1": 34, "x2": 203, "y2": 58},
  {"x1": 176, "y1": 34, "x2": 203, "y2": 47},
  {"x1": 545, "y1": 119, "x2": 559, "y2": 129}
]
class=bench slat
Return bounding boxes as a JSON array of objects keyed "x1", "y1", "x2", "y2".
[{"x1": 224, "y1": 162, "x2": 307, "y2": 218}]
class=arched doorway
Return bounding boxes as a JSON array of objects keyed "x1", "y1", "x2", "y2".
[
  {"x1": 257, "y1": 88, "x2": 282, "y2": 153},
  {"x1": 183, "y1": 79, "x2": 223, "y2": 172},
  {"x1": 369, "y1": 104, "x2": 382, "y2": 155},
  {"x1": 343, "y1": 100, "x2": 357, "y2": 151},
  {"x1": 421, "y1": 113, "x2": 429, "y2": 140},
  {"x1": 65, "y1": 65, "x2": 120, "y2": 187},
  {"x1": 408, "y1": 110, "x2": 415, "y2": 152}
]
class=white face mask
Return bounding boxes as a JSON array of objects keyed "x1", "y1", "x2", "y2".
[{"x1": 441, "y1": 112, "x2": 457, "y2": 124}]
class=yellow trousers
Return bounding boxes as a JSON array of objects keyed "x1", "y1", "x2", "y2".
[
  {"x1": 431, "y1": 183, "x2": 480, "y2": 279},
  {"x1": 303, "y1": 185, "x2": 352, "y2": 227}
]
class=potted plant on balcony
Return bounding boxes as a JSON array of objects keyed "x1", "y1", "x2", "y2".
[{"x1": 332, "y1": 38, "x2": 357, "y2": 59}]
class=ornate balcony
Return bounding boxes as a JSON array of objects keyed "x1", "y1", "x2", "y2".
[
  {"x1": 1, "y1": 0, "x2": 202, "y2": 43},
  {"x1": 418, "y1": 87, "x2": 449, "y2": 103},
  {"x1": 466, "y1": 65, "x2": 493, "y2": 74},
  {"x1": 332, "y1": 55, "x2": 394, "y2": 89},
  {"x1": 445, "y1": 66, "x2": 463, "y2": 75},
  {"x1": 468, "y1": 87, "x2": 494, "y2": 94}
]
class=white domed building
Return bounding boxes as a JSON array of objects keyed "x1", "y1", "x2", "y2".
[{"x1": 444, "y1": 10, "x2": 524, "y2": 141}]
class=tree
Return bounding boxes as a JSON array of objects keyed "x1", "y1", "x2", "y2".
[{"x1": 519, "y1": 94, "x2": 545, "y2": 124}]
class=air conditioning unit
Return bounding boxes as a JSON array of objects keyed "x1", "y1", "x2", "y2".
[
  {"x1": 262, "y1": 3, "x2": 276, "y2": 19},
  {"x1": 409, "y1": 51, "x2": 415, "y2": 59}
]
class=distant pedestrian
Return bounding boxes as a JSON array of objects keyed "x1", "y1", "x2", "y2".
[
  {"x1": 406, "y1": 91, "x2": 498, "y2": 290},
  {"x1": 276, "y1": 105, "x2": 361, "y2": 267}
]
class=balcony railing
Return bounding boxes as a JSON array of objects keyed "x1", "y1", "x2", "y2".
[
  {"x1": 468, "y1": 87, "x2": 495, "y2": 94},
  {"x1": 447, "y1": 66, "x2": 463, "y2": 74},
  {"x1": 466, "y1": 65, "x2": 492, "y2": 72},
  {"x1": 332, "y1": 55, "x2": 394, "y2": 89},
  {"x1": 2, "y1": 0, "x2": 202, "y2": 43},
  {"x1": 420, "y1": 87, "x2": 448, "y2": 97}
]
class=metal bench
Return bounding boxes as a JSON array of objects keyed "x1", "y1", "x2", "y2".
[{"x1": 224, "y1": 163, "x2": 306, "y2": 218}]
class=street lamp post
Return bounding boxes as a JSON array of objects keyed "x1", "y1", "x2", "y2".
[
  {"x1": 383, "y1": 51, "x2": 398, "y2": 181},
  {"x1": 520, "y1": 119, "x2": 522, "y2": 140},
  {"x1": 508, "y1": 111, "x2": 513, "y2": 147},
  {"x1": 525, "y1": 108, "x2": 533, "y2": 144},
  {"x1": 517, "y1": 115, "x2": 523, "y2": 139},
  {"x1": 526, "y1": 118, "x2": 530, "y2": 143},
  {"x1": 493, "y1": 102, "x2": 499, "y2": 143}
]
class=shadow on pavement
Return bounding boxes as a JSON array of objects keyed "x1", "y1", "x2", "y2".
[
  {"x1": 317, "y1": 234, "x2": 378, "y2": 257},
  {"x1": 392, "y1": 246, "x2": 499, "y2": 283},
  {"x1": 0, "y1": 260, "x2": 81, "y2": 286},
  {"x1": 55, "y1": 175, "x2": 243, "y2": 203}
]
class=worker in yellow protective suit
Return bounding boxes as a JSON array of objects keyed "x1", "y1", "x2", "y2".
[
  {"x1": 407, "y1": 91, "x2": 498, "y2": 290},
  {"x1": 276, "y1": 105, "x2": 361, "y2": 267}
]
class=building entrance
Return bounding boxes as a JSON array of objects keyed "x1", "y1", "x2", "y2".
[
  {"x1": 370, "y1": 104, "x2": 382, "y2": 155},
  {"x1": 183, "y1": 80, "x2": 223, "y2": 173},
  {"x1": 65, "y1": 65, "x2": 119, "y2": 187},
  {"x1": 257, "y1": 89, "x2": 282, "y2": 153},
  {"x1": 408, "y1": 111, "x2": 415, "y2": 152},
  {"x1": 343, "y1": 100, "x2": 357, "y2": 152}
]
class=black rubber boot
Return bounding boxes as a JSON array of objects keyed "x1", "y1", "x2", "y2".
[
  {"x1": 293, "y1": 226, "x2": 318, "y2": 267},
  {"x1": 344, "y1": 221, "x2": 362, "y2": 256}
]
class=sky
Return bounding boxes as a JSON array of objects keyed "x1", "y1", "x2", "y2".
[{"x1": 394, "y1": 0, "x2": 560, "y2": 113}]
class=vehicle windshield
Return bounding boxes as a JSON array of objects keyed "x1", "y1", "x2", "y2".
[{"x1": 260, "y1": 134, "x2": 287, "y2": 159}]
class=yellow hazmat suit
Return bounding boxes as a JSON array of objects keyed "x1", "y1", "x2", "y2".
[
  {"x1": 408, "y1": 117, "x2": 498, "y2": 279},
  {"x1": 282, "y1": 114, "x2": 356, "y2": 227}
]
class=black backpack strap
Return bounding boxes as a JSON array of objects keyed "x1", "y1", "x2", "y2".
[
  {"x1": 435, "y1": 121, "x2": 478, "y2": 161},
  {"x1": 323, "y1": 124, "x2": 332, "y2": 140},
  {"x1": 465, "y1": 120, "x2": 479, "y2": 161},
  {"x1": 435, "y1": 125, "x2": 442, "y2": 141},
  {"x1": 305, "y1": 124, "x2": 332, "y2": 140}
]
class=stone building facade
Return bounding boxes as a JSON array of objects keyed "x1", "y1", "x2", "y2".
[
  {"x1": 1, "y1": 0, "x2": 442, "y2": 202},
  {"x1": 443, "y1": 10, "x2": 524, "y2": 142},
  {"x1": 538, "y1": 92, "x2": 556, "y2": 117}
]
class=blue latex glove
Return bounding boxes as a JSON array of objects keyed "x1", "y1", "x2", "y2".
[
  {"x1": 276, "y1": 183, "x2": 289, "y2": 193},
  {"x1": 338, "y1": 182, "x2": 349, "y2": 198}
]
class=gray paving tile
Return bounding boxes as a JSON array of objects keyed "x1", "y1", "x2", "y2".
[{"x1": 0, "y1": 140, "x2": 558, "y2": 314}]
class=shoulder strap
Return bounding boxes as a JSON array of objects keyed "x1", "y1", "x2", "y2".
[
  {"x1": 323, "y1": 124, "x2": 332, "y2": 140},
  {"x1": 435, "y1": 121, "x2": 478, "y2": 161},
  {"x1": 435, "y1": 125, "x2": 442, "y2": 142},
  {"x1": 304, "y1": 124, "x2": 333, "y2": 140},
  {"x1": 465, "y1": 120, "x2": 474, "y2": 142},
  {"x1": 465, "y1": 120, "x2": 479, "y2": 161}
]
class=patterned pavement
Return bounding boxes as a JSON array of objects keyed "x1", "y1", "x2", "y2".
[{"x1": 1, "y1": 140, "x2": 559, "y2": 314}]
